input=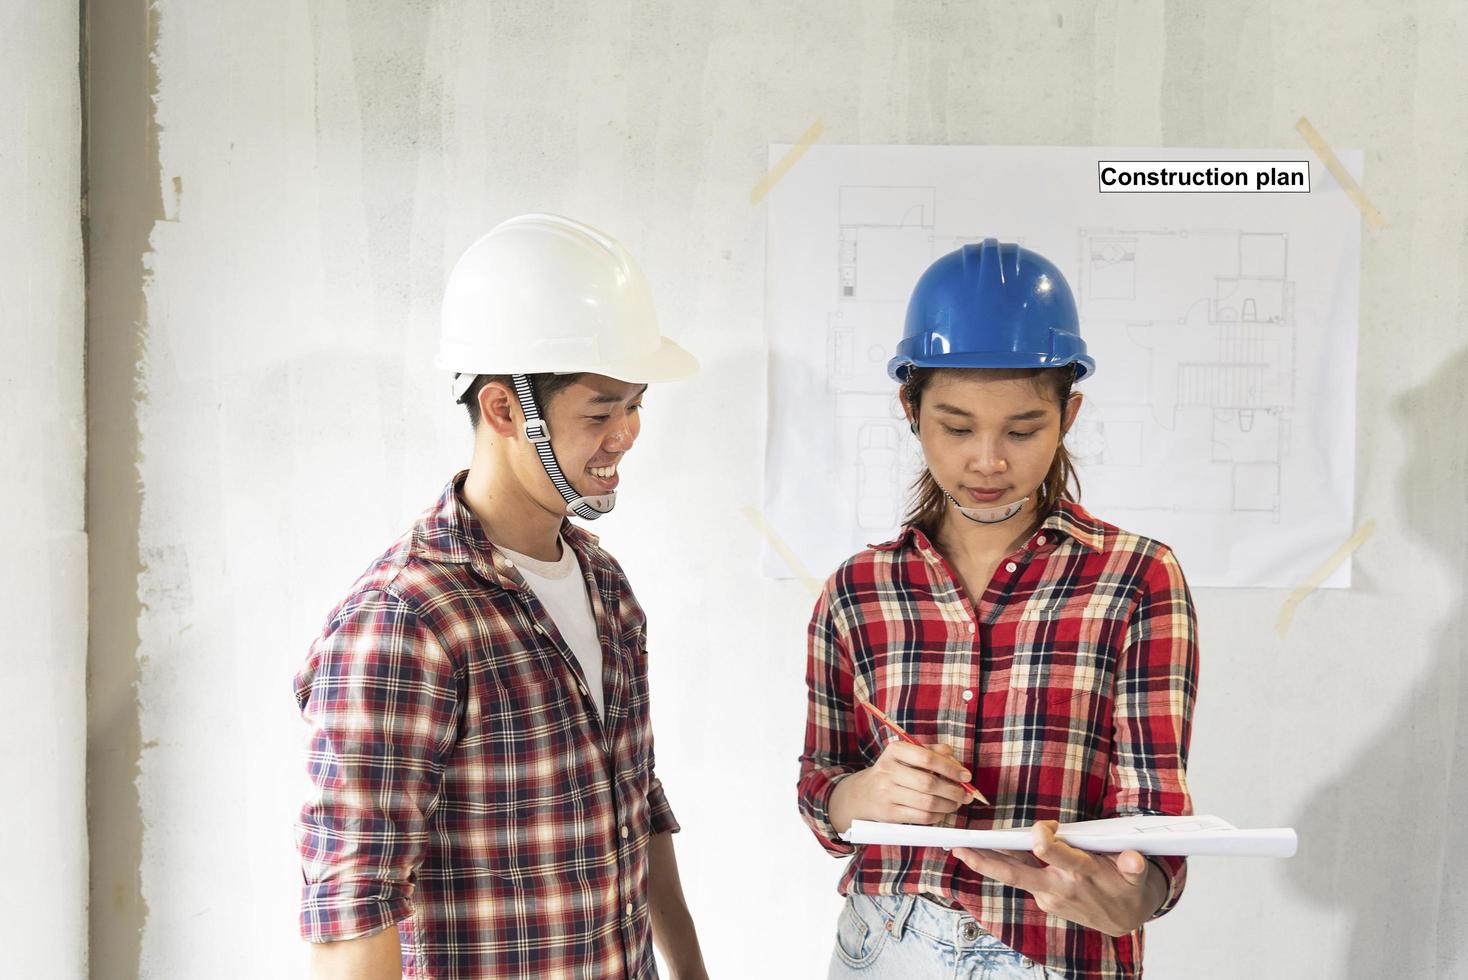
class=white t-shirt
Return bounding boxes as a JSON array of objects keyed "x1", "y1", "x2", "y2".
[{"x1": 497, "y1": 537, "x2": 605, "y2": 719}]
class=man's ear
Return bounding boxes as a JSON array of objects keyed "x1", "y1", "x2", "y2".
[
  {"x1": 1061, "y1": 391, "x2": 1084, "y2": 436},
  {"x1": 477, "y1": 380, "x2": 521, "y2": 439}
]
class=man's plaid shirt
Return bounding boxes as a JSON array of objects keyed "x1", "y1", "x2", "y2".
[
  {"x1": 798, "y1": 500, "x2": 1199, "y2": 980},
  {"x1": 295, "y1": 473, "x2": 678, "y2": 979}
]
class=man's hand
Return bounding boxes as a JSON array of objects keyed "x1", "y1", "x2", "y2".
[
  {"x1": 829, "y1": 740, "x2": 978, "y2": 835},
  {"x1": 951, "y1": 821, "x2": 1166, "y2": 937}
]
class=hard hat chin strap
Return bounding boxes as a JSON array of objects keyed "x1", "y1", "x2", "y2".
[
  {"x1": 944, "y1": 490, "x2": 1029, "y2": 525},
  {"x1": 510, "y1": 374, "x2": 616, "y2": 521}
]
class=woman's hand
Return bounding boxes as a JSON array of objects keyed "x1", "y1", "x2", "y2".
[
  {"x1": 951, "y1": 821, "x2": 1167, "y2": 937},
  {"x1": 828, "y1": 740, "x2": 978, "y2": 835}
]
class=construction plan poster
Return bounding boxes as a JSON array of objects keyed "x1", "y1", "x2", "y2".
[{"x1": 761, "y1": 144, "x2": 1362, "y2": 589}]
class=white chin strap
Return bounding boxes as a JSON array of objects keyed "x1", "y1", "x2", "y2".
[
  {"x1": 946, "y1": 491, "x2": 1029, "y2": 525},
  {"x1": 509, "y1": 374, "x2": 616, "y2": 521}
]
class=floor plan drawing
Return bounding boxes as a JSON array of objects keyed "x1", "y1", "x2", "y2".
[
  {"x1": 1073, "y1": 228, "x2": 1297, "y2": 522},
  {"x1": 825, "y1": 186, "x2": 937, "y2": 532},
  {"x1": 763, "y1": 145, "x2": 1361, "y2": 588}
]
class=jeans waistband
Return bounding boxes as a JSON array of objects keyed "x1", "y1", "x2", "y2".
[{"x1": 858, "y1": 892, "x2": 1007, "y2": 952}]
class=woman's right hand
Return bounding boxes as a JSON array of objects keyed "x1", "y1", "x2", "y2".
[{"x1": 827, "y1": 740, "x2": 978, "y2": 836}]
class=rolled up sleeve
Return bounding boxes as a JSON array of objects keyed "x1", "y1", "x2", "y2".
[
  {"x1": 798, "y1": 588, "x2": 860, "y2": 856},
  {"x1": 293, "y1": 590, "x2": 461, "y2": 942},
  {"x1": 1103, "y1": 545, "x2": 1200, "y2": 918},
  {"x1": 647, "y1": 748, "x2": 681, "y2": 836}
]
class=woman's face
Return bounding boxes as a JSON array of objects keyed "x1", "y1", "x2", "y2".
[{"x1": 904, "y1": 369, "x2": 1081, "y2": 515}]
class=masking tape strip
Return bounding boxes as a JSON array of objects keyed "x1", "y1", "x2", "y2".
[
  {"x1": 1274, "y1": 518, "x2": 1377, "y2": 637},
  {"x1": 1295, "y1": 116, "x2": 1386, "y2": 230},
  {"x1": 741, "y1": 505, "x2": 823, "y2": 597},
  {"x1": 750, "y1": 119, "x2": 824, "y2": 205}
]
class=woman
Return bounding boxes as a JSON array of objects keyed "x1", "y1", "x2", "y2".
[{"x1": 798, "y1": 239, "x2": 1199, "y2": 980}]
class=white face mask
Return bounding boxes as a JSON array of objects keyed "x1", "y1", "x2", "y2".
[{"x1": 945, "y1": 491, "x2": 1029, "y2": 525}]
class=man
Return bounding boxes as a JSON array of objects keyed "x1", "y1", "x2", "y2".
[{"x1": 295, "y1": 214, "x2": 708, "y2": 980}]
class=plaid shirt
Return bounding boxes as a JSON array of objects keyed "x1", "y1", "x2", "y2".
[
  {"x1": 295, "y1": 473, "x2": 679, "y2": 979},
  {"x1": 798, "y1": 500, "x2": 1198, "y2": 980}
]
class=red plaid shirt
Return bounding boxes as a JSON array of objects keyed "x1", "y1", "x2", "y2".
[
  {"x1": 798, "y1": 500, "x2": 1198, "y2": 980},
  {"x1": 295, "y1": 473, "x2": 679, "y2": 979}
]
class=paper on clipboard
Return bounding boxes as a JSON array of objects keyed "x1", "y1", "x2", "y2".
[{"x1": 844, "y1": 814, "x2": 1298, "y2": 858}]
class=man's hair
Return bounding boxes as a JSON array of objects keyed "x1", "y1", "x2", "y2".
[{"x1": 461, "y1": 373, "x2": 585, "y2": 428}]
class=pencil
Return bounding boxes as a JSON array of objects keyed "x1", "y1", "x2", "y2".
[{"x1": 855, "y1": 696, "x2": 991, "y2": 805}]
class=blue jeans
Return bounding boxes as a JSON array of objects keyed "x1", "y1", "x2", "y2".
[{"x1": 827, "y1": 893, "x2": 1065, "y2": 980}]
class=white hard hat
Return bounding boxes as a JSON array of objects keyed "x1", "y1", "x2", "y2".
[{"x1": 438, "y1": 213, "x2": 698, "y2": 384}]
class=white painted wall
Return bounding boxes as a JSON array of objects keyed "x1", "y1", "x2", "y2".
[
  {"x1": 0, "y1": 1, "x2": 87, "y2": 977},
  {"x1": 90, "y1": 1, "x2": 1468, "y2": 977}
]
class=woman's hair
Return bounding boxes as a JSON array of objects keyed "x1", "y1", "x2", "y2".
[
  {"x1": 463, "y1": 373, "x2": 585, "y2": 428},
  {"x1": 900, "y1": 365, "x2": 1081, "y2": 535}
]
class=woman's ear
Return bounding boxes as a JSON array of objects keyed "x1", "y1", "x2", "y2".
[
  {"x1": 1061, "y1": 391, "x2": 1084, "y2": 436},
  {"x1": 899, "y1": 388, "x2": 919, "y2": 435}
]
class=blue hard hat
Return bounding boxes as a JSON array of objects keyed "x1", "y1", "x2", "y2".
[{"x1": 888, "y1": 238, "x2": 1095, "y2": 382}]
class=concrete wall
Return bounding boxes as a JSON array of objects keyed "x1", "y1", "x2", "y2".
[
  {"x1": 81, "y1": 1, "x2": 1468, "y2": 977},
  {"x1": 0, "y1": 1, "x2": 87, "y2": 978}
]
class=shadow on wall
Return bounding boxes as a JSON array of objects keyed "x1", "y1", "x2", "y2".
[{"x1": 1284, "y1": 345, "x2": 1468, "y2": 979}]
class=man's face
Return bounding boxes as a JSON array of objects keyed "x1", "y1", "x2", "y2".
[{"x1": 518, "y1": 375, "x2": 646, "y2": 516}]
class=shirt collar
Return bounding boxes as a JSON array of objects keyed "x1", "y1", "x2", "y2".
[
  {"x1": 414, "y1": 471, "x2": 607, "y2": 586},
  {"x1": 1037, "y1": 499, "x2": 1106, "y2": 554}
]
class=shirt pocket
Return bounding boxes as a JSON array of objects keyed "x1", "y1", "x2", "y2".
[
  {"x1": 466, "y1": 648, "x2": 591, "y2": 810},
  {"x1": 481, "y1": 646, "x2": 578, "y2": 733},
  {"x1": 463, "y1": 741, "x2": 601, "y2": 883},
  {"x1": 1007, "y1": 594, "x2": 1125, "y2": 708}
]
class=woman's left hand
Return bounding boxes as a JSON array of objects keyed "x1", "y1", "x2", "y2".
[{"x1": 950, "y1": 821, "x2": 1166, "y2": 937}]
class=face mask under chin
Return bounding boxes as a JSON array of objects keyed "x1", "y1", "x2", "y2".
[{"x1": 945, "y1": 492, "x2": 1029, "y2": 525}]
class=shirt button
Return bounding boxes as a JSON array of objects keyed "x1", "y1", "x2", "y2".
[
  {"x1": 533, "y1": 623, "x2": 547, "y2": 636},
  {"x1": 503, "y1": 559, "x2": 515, "y2": 569},
  {"x1": 962, "y1": 689, "x2": 974, "y2": 702},
  {"x1": 578, "y1": 683, "x2": 589, "y2": 696},
  {"x1": 1005, "y1": 561, "x2": 1018, "y2": 573},
  {"x1": 625, "y1": 902, "x2": 634, "y2": 917},
  {"x1": 1036, "y1": 535, "x2": 1046, "y2": 546},
  {"x1": 967, "y1": 623, "x2": 976, "y2": 635},
  {"x1": 620, "y1": 825, "x2": 629, "y2": 839}
]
